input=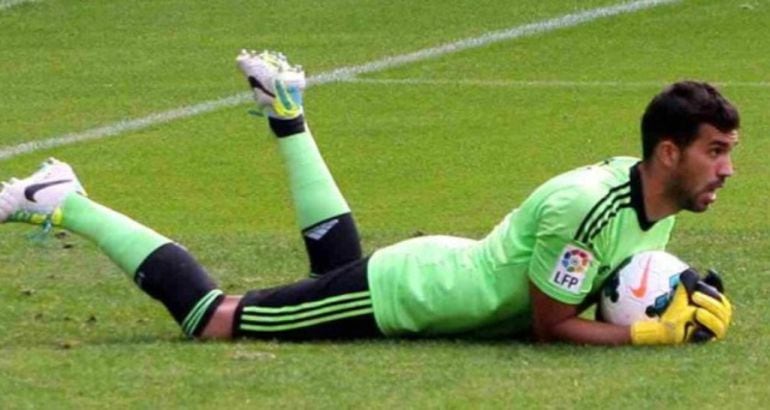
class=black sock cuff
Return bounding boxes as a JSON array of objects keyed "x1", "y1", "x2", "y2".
[
  {"x1": 302, "y1": 213, "x2": 362, "y2": 276},
  {"x1": 183, "y1": 291, "x2": 226, "y2": 337},
  {"x1": 269, "y1": 114, "x2": 306, "y2": 138},
  {"x1": 135, "y1": 243, "x2": 222, "y2": 337}
]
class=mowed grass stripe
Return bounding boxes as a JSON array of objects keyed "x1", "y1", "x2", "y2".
[
  {"x1": 344, "y1": 77, "x2": 770, "y2": 89},
  {"x1": 0, "y1": 0, "x2": 38, "y2": 11},
  {"x1": 0, "y1": 0, "x2": 677, "y2": 162}
]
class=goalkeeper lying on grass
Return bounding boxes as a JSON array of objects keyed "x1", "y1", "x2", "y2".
[{"x1": 0, "y1": 50, "x2": 735, "y2": 346}]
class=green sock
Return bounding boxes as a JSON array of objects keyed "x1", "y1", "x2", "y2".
[
  {"x1": 277, "y1": 130, "x2": 351, "y2": 229},
  {"x1": 59, "y1": 193, "x2": 171, "y2": 277}
]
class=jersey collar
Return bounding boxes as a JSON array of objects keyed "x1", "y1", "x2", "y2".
[{"x1": 629, "y1": 162, "x2": 656, "y2": 231}]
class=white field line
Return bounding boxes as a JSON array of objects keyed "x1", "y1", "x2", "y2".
[
  {"x1": 0, "y1": 0, "x2": 678, "y2": 161},
  {"x1": 342, "y1": 77, "x2": 770, "y2": 89},
  {"x1": 309, "y1": 0, "x2": 678, "y2": 84},
  {"x1": 0, "y1": 0, "x2": 38, "y2": 11}
]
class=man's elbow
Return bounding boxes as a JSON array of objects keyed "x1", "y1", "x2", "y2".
[{"x1": 531, "y1": 323, "x2": 558, "y2": 343}]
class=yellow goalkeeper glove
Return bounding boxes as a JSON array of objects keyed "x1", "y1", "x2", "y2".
[
  {"x1": 631, "y1": 269, "x2": 733, "y2": 345},
  {"x1": 691, "y1": 284, "x2": 733, "y2": 340},
  {"x1": 630, "y1": 284, "x2": 699, "y2": 345}
]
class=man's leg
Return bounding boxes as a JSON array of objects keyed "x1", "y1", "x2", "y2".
[
  {"x1": 230, "y1": 258, "x2": 381, "y2": 340},
  {"x1": 237, "y1": 50, "x2": 362, "y2": 277},
  {"x1": 204, "y1": 258, "x2": 381, "y2": 340},
  {"x1": 0, "y1": 159, "x2": 227, "y2": 338},
  {"x1": 0, "y1": 162, "x2": 377, "y2": 341},
  {"x1": 201, "y1": 296, "x2": 240, "y2": 338}
]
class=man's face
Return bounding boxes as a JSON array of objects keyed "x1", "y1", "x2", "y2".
[{"x1": 668, "y1": 124, "x2": 739, "y2": 213}]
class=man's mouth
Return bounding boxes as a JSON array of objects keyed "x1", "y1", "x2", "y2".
[{"x1": 703, "y1": 182, "x2": 725, "y2": 204}]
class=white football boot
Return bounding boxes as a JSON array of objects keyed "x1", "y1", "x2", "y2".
[
  {"x1": 0, "y1": 158, "x2": 86, "y2": 225},
  {"x1": 236, "y1": 49, "x2": 306, "y2": 119}
]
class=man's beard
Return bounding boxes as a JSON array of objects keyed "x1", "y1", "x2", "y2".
[
  {"x1": 667, "y1": 173, "x2": 722, "y2": 213},
  {"x1": 666, "y1": 170, "x2": 704, "y2": 213}
]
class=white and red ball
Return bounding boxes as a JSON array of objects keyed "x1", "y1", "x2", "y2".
[{"x1": 599, "y1": 250, "x2": 689, "y2": 326}]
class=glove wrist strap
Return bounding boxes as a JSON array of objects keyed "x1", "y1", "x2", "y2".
[{"x1": 630, "y1": 321, "x2": 667, "y2": 345}]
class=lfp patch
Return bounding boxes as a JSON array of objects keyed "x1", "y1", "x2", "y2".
[{"x1": 551, "y1": 245, "x2": 593, "y2": 294}]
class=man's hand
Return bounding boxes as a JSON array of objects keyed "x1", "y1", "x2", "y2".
[
  {"x1": 692, "y1": 285, "x2": 733, "y2": 340},
  {"x1": 680, "y1": 268, "x2": 732, "y2": 342},
  {"x1": 631, "y1": 269, "x2": 733, "y2": 345},
  {"x1": 690, "y1": 269, "x2": 732, "y2": 341},
  {"x1": 630, "y1": 284, "x2": 699, "y2": 345}
]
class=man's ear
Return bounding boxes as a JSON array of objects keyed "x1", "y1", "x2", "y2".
[{"x1": 655, "y1": 140, "x2": 681, "y2": 168}]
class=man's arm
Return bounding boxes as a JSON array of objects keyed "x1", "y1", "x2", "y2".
[
  {"x1": 530, "y1": 278, "x2": 732, "y2": 345},
  {"x1": 529, "y1": 282, "x2": 631, "y2": 345},
  {"x1": 524, "y1": 178, "x2": 729, "y2": 345}
]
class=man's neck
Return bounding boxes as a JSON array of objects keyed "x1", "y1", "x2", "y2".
[{"x1": 637, "y1": 161, "x2": 678, "y2": 222}]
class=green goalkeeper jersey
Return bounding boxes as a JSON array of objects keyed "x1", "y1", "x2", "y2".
[{"x1": 366, "y1": 157, "x2": 676, "y2": 337}]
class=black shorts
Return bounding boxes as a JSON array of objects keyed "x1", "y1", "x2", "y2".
[{"x1": 232, "y1": 257, "x2": 384, "y2": 340}]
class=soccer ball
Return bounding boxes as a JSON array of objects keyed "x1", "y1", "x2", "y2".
[{"x1": 599, "y1": 250, "x2": 689, "y2": 326}]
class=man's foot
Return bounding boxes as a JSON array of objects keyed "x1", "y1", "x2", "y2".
[
  {"x1": 236, "y1": 49, "x2": 306, "y2": 119},
  {"x1": 0, "y1": 158, "x2": 86, "y2": 225}
]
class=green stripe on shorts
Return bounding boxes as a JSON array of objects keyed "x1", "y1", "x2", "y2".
[{"x1": 240, "y1": 307, "x2": 374, "y2": 332}]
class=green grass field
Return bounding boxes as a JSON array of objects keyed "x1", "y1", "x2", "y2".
[{"x1": 1, "y1": 0, "x2": 769, "y2": 407}]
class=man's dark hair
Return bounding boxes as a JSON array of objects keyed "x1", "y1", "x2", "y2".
[{"x1": 641, "y1": 81, "x2": 739, "y2": 160}]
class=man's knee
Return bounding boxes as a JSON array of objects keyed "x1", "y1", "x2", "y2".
[{"x1": 200, "y1": 296, "x2": 241, "y2": 340}]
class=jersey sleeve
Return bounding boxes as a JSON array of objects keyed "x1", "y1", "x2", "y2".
[{"x1": 527, "y1": 187, "x2": 601, "y2": 305}]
